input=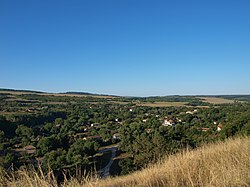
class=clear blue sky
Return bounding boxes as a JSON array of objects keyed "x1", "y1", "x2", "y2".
[{"x1": 1, "y1": 0, "x2": 250, "y2": 96}]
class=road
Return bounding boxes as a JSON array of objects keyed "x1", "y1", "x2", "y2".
[{"x1": 98, "y1": 146, "x2": 117, "y2": 178}]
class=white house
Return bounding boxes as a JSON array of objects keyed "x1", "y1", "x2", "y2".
[
  {"x1": 113, "y1": 133, "x2": 120, "y2": 140},
  {"x1": 217, "y1": 123, "x2": 223, "y2": 131},
  {"x1": 162, "y1": 118, "x2": 175, "y2": 126},
  {"x1": 186, "y1": 109, "x2": 198, "y2": 115}
]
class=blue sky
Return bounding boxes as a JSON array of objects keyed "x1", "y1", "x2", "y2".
[{"x1": 1, "y1": 0, "x2": 250, "y2": 96}]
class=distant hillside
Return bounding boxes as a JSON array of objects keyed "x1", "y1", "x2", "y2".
[
  {"x1": 0, "y1": 88, "x2": 45, "y2": 94},
  {"x1": 63, "y1": 91, "x2": 99, "y2": 95},
  {"x1": 1, "y1": 137, "x2": 249, "y2": 187},
  {"x1": 1, "y1": 88, "x2": 249, "y2": 101},
  {"x1": 0, "y1": 88, "x2": 104, "y2": 96},
  {"x1": 0, "y1": 88, "x2": 117, "y2": 98},
  {"x1": 62, "y1": 91, "x2": 118, "y2": 97}
]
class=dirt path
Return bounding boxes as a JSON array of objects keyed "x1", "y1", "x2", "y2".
[{"x1": 98, "y1": 146, "x2": 117, "y2": 178}]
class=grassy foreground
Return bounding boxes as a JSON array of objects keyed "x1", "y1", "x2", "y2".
[{"x1": 1, "y1": 137, "x2": 250, "y2": 187}]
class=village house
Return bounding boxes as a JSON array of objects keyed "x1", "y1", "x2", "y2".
[
  {"x1": 186, "y1": 109, "x2": 198, "y2": 115},
  {"x1": 90, "y1": 123, "x2": 100, "y2": 128},
  {"x1": 73, "y1": 132, "x2": 88, "y2": 139},
  {"x1": 162, "y1": 117, "x2": 175, "y2": 127},
  {"x1": 112, "y1": 133, "x2": 120, "y2": 140},
  {"x1": 217, "y1": 123, "x2": 223, "y2": 131},
  {"x1": 146, "y1": 128, "x2": 152, "y2": 133},
  {"x1": 177, "y1": 118, "x2": 182, "y2": 122},
  {"x1": 83, "y1": 135, "x2": 101, "y2": 141}
]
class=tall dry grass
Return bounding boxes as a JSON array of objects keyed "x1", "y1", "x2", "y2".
[{"x1": 1, "y1": 137, "x2": 250, "y2": 187}]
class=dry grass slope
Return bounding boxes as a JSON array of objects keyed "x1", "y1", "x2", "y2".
[
  {"x1": 87, "y1": 137, "x2": 250, "y2": 187},
  {"x1": 1, "y1": 137, "x2": 250, "y2": 187}
]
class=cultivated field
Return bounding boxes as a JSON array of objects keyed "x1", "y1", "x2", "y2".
[{"x1": 197, "y1": 97, "x2": 235, "y2": 104}]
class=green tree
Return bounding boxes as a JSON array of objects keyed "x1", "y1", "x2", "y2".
[
  {"x1": 0, "y1": 130, "x2": 5, "y2": 143},
  {"x1": 66, "y1": 139, "x2": 99, "y2": 166},
  {"x1": 42, "y1": 148, "x2": 67, "y2": 171},
  {"x1": 15, "y1": 125, "x2": 34, "y2": 145},
  {"x1": 37, "y1": 137, "x2": 54, "y2": 155}
]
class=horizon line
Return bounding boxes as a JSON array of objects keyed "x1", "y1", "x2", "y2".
[{"x1": 1, "y1": 87, "x2": 250, "y2": 98}]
